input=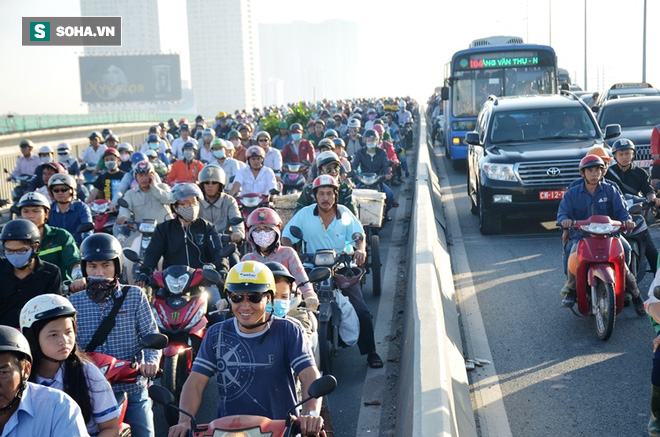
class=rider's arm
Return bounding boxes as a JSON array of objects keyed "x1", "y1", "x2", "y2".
[
  {"x1": 135, "y1": 288, "x2": 161, "y2": 366},
  {"x1": 226, "y1": 197, "x2": 245, "y2": 238},
  {"x1": 171, "y1": 371, "x2": 211, "y2": 433},
  {"x1": 299, "y1": 366, "x2": 323, "y2": 416},
  {"x1": 229, "y1": 180, "x2": 241, "y2": 197},
  {"x1": 140, "y1": 223, "x2": 166, "y2": 274}
]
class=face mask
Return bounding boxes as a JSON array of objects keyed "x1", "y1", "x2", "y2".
[
  {"x1": 149, "y1": 142, "x2": 159, "y2": 150},
  {"x1": 292, "y1": 133, "x2": 302, "y2": 141},
  {"x1": 366, "y1": 142, "x2": 377, "y2": 149},
  {"x1": 85, "y1": 276, "x2": 119, "y2": 304},
  {"x1": 5, "y1": 250, "x2": 32, "y2": 270},
  {"x1": 368, "y1": 114, "x2": 376, "y2": 121},
  {"x1": 252, "y1": 229, "x2": 277, "y2": 249},
  {"x1": 58, "y1": 153, "x2": 69, "y2": 162},
  {"x1": 40, "y1": 156, "x2": 53, "y2": 164},
  {"x1": 349, "y1": 130, "x2": 358, "y2": 136},
  {"x1": 176, "y1": 204, "x2": 199, "y2": 222},
  {"x1": 120, "y1": 153, "x2": 130, "y2": 162},
  {"x1": 230, "y1": 140, "x2": 240, "y2": 147},
  {"x1": 105, "y1": 161, "x2": 117, "y2": 170},
  {"x1": 266, "y1": 298, "x2": 291, "y2": 318},
  {"x1": 183, "y1": 150, "x2": 195, "y2": 160},
  {"x1": 213, "y1": 149, "x2": 226, "y2": 159}
]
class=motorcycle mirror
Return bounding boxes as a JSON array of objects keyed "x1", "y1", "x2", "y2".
[
  {"x1": 269, "y1": 188, "x2": 281, "y2": 196},
  {"x1": 117, "y1": 198, "x2": 129, "y2": 209},
  {"x1": 123, "y1": 248, "x2": 140, "y2": 263},
  {"x1": 228, "y1": 216, "x2": 244, "y2": 226},
  {"x1": 654, "y1": 285, "x2": 660, "y2": 301},
  {"x1": 219, "y1": 243, "x2": 236, "y2": 258},
  {"x1": 308, "y1": 267, "x2": 331, "y2": 283},
  {"x1": 75, "y1": 222, "x2": 94, "y2": 234},
  {"x1": 301, "y1": 159, "x2": 311, "y2": 166},
  {"x1": 202, "y1": 268, "x2": 222, "y2": 285},
  {"x1": 308, "y1": 374, "x2": 337, "y2": 399},
  {"x1": 149, "y1": 385, "x2": 175, "y2": 406},
  {"x1": 140, "y1": 333, "x2": 169, "y2": 350},
  {"x1": 289, "y1": 226, "x2": 303, "y2": 239}
]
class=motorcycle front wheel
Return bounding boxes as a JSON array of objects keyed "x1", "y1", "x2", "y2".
[
  {"x1": 162, "y1": 353, "x2": 189, "y2": 426},
  {"x1": 594, "y1": 279, "x2": 615, "y2": 341},
  {"x1": 318, "y1": 321, "x2": 333, "y2": 374}
]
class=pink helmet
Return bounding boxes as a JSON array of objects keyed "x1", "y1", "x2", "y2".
[
  {"x1": 246, "y1": 145, "x2": 265, "y2": 159},
  {"x1": 372, "y1": 124, "x2": 385, "y2": 136}
]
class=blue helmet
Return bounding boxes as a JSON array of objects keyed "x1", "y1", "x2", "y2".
[
  {"x1": 147, "y1": 134, "x2": 159, "y2": 143},
  {"x1": 130, "y1": 152, "x2": 147, "y2": 164}
]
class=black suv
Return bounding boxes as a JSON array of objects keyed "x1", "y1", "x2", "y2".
[{"x1": 466, "y1": 93, "x2": 621, "y2": 235}]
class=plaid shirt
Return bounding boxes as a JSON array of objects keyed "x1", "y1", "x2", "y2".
[{"x1": 69, "y1": 285, "x2": 160, "y2": 396}]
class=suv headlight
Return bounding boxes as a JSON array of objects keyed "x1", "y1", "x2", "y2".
[{"x1": 482, "y1": 163, "x2": 518, "y2": 182}]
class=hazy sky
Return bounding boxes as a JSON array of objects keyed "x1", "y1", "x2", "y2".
[{"x1": 1, "y1": 0, "x2": 658, "y2": 114}]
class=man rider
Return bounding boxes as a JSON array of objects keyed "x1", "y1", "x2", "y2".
[
  {"x1": 168, "y1": 261, "x2": 324, "y2": 437},
  {"x1": 47, "y1": 173, "x2": 93, "y2": 245},
  {"x1": 272, "y1": 121, "x2": 292, "y2": 150},
  {"x1": 165, "y1": 142, "x2": 205, "y2": 185},
  {"x1": 197, "y1": 128, "x2": 216, "y2": 164},
  {"x1": 343, "y1": 118, "x2": 363, "y2": 159},
  {"x1": 80, "y1": 131, "x2": 107, "y2": 181},
  {"x1": 229, "y1": 146, "x2": 277, "y2": 197},
  {"x1": 87, "y1": 148, "x2": 125, "y2": 203},
  {"x1": 605, "y1": 138, "x2": 660, "y2": 275},
  {"x1": 209, "y1": 138, "x2": 245, "y2": 193},
  {"x1": 170, "y1": 123, "x2": 198, "y2": 160},
  {"x1": 0, "y1": 326, "x2": 88, "y2": 436},
  {"x1": 281, "y1": 123, "x2": 315, "y2": 164},
  {"x1": 256, "y1": 131, "x2": 283, "y2": 181},
  {"x1": 115, "y1": 160, "x2": 173, "y2": 242},
  {"x1": 282, "y1": 175, "x2": 383, "y2": 369},
  {"x1": 557, "y1": 155, "x2": 645, "y2": 315},
  {"x1": 7, "y1": 139, "x2": 40, "y2": 182}
]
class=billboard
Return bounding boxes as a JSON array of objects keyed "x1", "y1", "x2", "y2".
[{"x1": 79, "y1": 54, "x2": 181, "y2": 103}]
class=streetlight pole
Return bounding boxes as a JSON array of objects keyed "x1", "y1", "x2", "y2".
[
  {"x1": 584, "y1": 0, "x2": 587, "y2": 90},
  {"x1": 549, "y1": 0, "x2": 552, "y2": 46},
  {"x1": 643, "y1": 0, "x2": 647, "y2": 82}
]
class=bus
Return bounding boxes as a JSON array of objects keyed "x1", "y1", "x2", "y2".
[{"x1": 440, "y1": 36, "x2": 558, "y2": 165}]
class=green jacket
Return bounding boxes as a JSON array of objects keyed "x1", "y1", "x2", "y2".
[
  {"x1": 38, "y1": 224, "x2": 80, "y2": 281},
  {"x1": 294, "y1": 182, "x2": 357, "y2": 216}
]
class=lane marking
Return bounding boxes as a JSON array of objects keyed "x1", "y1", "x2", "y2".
[{"x1": 434, "y1": 146, "x2": 513, "y2": 437}]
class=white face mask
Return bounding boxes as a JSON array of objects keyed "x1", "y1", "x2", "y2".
[
  {"x1": 120, "y1": 153, "x2": 130, "y2": 162},
  {"x1": 40, "y1": 155, "x2": 53, "y2": 164},
  {"x1": 183, "y1": 150, "x2": 195, "y2": 160}
]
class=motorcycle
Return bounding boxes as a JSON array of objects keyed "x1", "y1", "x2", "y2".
[
  {"x1": 623, "y1": 194, "x2": 653, "y2": 283},
  {"x1": 124, "y1": 247, "x2": 233, "y2": 426},
  {"x1": 563, "y1": 215, "x2": 628, "y2": 340},
  {"x1": 281, "y1": 161, "x2": 309, "y2": 195},
  {"x1": 88, "y1": 333, "x2": 168, "y2": 436},
  {"x1": 116, "y1": 197, "x2": 159, "y2": 285},
  {"x1": 90, "y1": 199, "x2": 118, "y2": 234},
  {"x1": 400, "y1": 121, "x2": 413, "y2": 149},
  {"x1": 4, "y1": 169, "x2": 32, "y2": 218},
  {"x1": 235, "y1": 190, "x2": 276, "y2": 222},
  {"x1": 149, "y1": 374, "x2": 337, "y2": 437}
]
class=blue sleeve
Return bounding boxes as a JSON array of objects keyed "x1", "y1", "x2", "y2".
[
  {"x1": 557, "y1": 190, "x2": 575, "y2": 223},
  {"x1": 286, "y1": 321, "x2": 315, "y2": 375},
  {"x1": 79, "y1": 203, "x2": 93, "y2": 243},
  {"x1": 51, "y1": 392, "x2": 90, "y2": 436},
  {"x1": 159, "y1": 152, "x2": 171, "y2": 166},
  {"x1": 133, "y1": 288, "x2": 161, "y2": 365}
]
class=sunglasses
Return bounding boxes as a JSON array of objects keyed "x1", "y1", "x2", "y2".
[
  {"x1": 323, "y1": 166, "x2": 341, "y2": 173},
  {"x1": 229, "y1": 293, "x2": 267, "y2": 304},
  {"x1": 51, "y1": 188, "x2": 70, "y2": 194},
  {"x1": 257, "y1": 139, "x2": 269, "y2": 143},
  {"x1": 202, "y1": 181, "x2": 220, "y2": 185}
]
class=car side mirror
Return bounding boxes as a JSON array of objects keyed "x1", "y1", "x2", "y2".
[
  {"x1": 603, "y1": 124, "x2": 621, "y2": 140},
  {"x1": 441, "y1": 87, "x2": 449, "y2": 101},
  {"x1": 465, "y1": 132, "x2": 480, "y2": 145}
]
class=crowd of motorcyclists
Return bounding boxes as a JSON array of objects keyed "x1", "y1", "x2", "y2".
[{"x1": 0, "y1": 97, "x2": 418, "y2": 436}]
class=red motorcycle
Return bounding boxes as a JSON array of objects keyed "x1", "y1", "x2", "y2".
[
  {"x1": 149, "y1": 374, "x2": 337, "y2": 436},
  {"x1": 235, "y1": 192, "x2": 272, "y2": 221},
  {"x1": 565, "y1": 215, "x2": 627, "y2": 341},
  {"x1": 88, "y1": 333, "x2": 168, "y2": 436},
  {"x1": 149, "y1": 259, "x2": 230, "y2": 426},
  {"x1": 90, "y1": 199, "x2": 118, "y2": 234}
]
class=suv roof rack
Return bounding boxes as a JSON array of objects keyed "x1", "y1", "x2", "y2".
[{"x1": 487, "y1": 94, "x2": 499, "y2": 106}]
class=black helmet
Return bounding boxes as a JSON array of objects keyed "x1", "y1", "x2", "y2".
[
  {"x1": 290, "y1": 123, "x2": 303, "y2": 132},
  {"x1": 0, "y1": 219, "x2": 40, "y2": 244},
  {"x1": 611, "y1": 138, "x2": 635, "y2": 153},
  {"x1": 19, "y1": 139, "x2": 34, "y2": 149},
  {"x1": 80, "y1": 233, "x2": 123, "y2": 278},
  {"x1": 363, "y1": 129, "x2": 379, "y2": 141},
  {"x1": 0, "y1": 326, "x2": 32, "y2": 363},
  {"x1": 88, "y1": 131, "x2": 102, "y2": 140},
  {"x1": 264, "y1": 261, "x2": 296, "y2": 283}
]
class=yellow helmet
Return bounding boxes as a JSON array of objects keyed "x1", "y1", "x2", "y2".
[
  {"x1": 217, "y1": 111, "x2": 227, "y2": 118},
  {"x1": 225, "y1": 261, "x2": 276, "y2": 294}
]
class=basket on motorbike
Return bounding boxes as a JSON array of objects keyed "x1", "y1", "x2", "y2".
[
  {"x1": 353, "y1": 189, "x2": 386, "y2": 228},
  {"x1": 272, "y1": 193, "x2": 299, "y2": 226}
]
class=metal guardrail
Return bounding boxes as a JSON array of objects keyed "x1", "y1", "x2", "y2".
[{"x1": 1, "y1": 112, "x2": 200, "y2": 135}]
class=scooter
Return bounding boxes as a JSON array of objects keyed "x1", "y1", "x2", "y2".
[
  {"x1": 235, "y1": 190, "x2": 277, "y2": 221},
  {"x1": 149, "y1": 374, "x2": 337, "y2": 437},
  {"x1": 564, "y1": 215, "x2": 628, "y2": 341},
  {"x1": 88, "y1": 333, "x2": 168, "y2": 437},
  {"x1": 124, "y1": 247, "x2": 233, "y2": 426},
  {"x1": 623, "y1": 194, "x2": 653, "y2": 283},
  {"x1": 4, "y1": 169, "x2": 32, "y2": 218},
  {"x1": 90, "y1": 199, "x2": 118, "y2": 234},
  {"x1": 116, "y1": 197, "x2": 159, "y2": 285},
  {"x1": 281, "y1": 161, "x2": 309, "y2": 194}
]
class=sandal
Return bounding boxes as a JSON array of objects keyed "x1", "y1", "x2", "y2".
[{"x1": 367, "y1": 352, "x2": 383, "y2": 369}]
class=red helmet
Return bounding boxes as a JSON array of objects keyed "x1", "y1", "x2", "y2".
[
  {"x1": 312, "y1": 174, "x2": 339, "y2": 191},
  {"x1": 103, "y1": 148, "x2": 120, "y2": 159},
  {"x1": 247, "y1": 207, "x2": 283, "y2": 230},
  {"x1": 42, "y1": 161, "x2": 66, "y2": 174},
  {"x1": 246, "y1": 145, "x2": 265, "y2": 159},
  {"x1": 579, "y1": 155, "x2": 605, "y2": 171}
]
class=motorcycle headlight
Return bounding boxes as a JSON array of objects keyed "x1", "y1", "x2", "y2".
[
  {"x1": 580, "y1": 222, "x2": 619, "y2": 235},
  {"x1": 482, "y1": 163, "x2": 518, "y2": 182},
  {"x1": 165, "y1": 273, "x2": 190, "y2": 295},
  {"x1": 288, "y1": 164, "x2": 300, "y2": 172},
  {"x1": 185, "y1": 300, "x2": 208, "y2": 330},
  {"x1": 242, "y1": 197, "x2": 262, "y2": 208},
  {"x1": 91, "y1": 203, "x2": 108, "y2": 214},
  {"x1": 314, "y1": 251, "x2": 336, "y2": 267},
  {"x1": 360, "y1": 175, "x2": 379, "y2": 185},
  {"x1": 138, "y1": 221, "x2": 156, "y2": 233}
]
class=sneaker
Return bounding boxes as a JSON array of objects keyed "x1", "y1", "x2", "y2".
[
  {"x1": 633, "y1": 296, "x2": 646, "y2": 317},
  {"x1": 562, "y1": 289, "x2": 576, "y2": 307}
]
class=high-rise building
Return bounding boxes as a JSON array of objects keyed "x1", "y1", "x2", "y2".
[
  {"x1": 186, "y1": 0, "x2": 261, "y2": 116},
  {"x1": 80, "y1": 0, "x2": 161, "y2": 55},
  {"x1": 259, "y1": 20, "x2": 360, "y2": 105}
]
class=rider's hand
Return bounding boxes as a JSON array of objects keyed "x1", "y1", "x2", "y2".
[
  {"x1": 353, "y1": 249, "x2": 366, "y2": 266},
  {"x1": 116, "y1": 216, "x2": 128, "y2": 225},
  {"x1": 69, "y1": 278, "x2": 87, "y2": 293},
  {"x1": 216, "y1": 299, "x2": 229, "y2": 312},
  {"x1": 385, "y1": 174, "x2": 392, "y2": 181},
  {"x1": 136, "y1": 273, "x2": 150, "y2": 288},
  {"x1": 230, "y1": 232, "x2": 243, "y2": 244},
  {"x1": 624, "y1": 220, "x2": 636, "y2": 231},
  {"x1": 139, "y1": 362, "x2": 158, "y2": 378},
  {"x1": 168, "y1": 420, "x2": 192, "y2": 437},
  {"x1": 654, "y1": 198, "x2": 660, "y2": 208},
  {"x1": 303, "y1": 295, "x2": 319, "y2": 311},
  {"x1": 297, "y1": 414, "x2": 324, "y2": 437},
  {"x1": 560, "y1": 219, "x2": 573, "y2": 228},
  {"x1": 108, "y1": 204, "x2": 117, "y2": 213}
]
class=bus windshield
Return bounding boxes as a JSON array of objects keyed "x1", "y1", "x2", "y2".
[{"x1": 450, "y1": 49, "x2": 557, "y2": 118}]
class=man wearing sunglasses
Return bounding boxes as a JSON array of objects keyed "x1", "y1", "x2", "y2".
[
  {"x1": 294, "y1": 151, "x2": 357, "y2": 215},
  {"x1": 256, "y1": 131, "x2": 282, "y2": 182},
  {"x1": 169, "y1": 261, "x2": 324, "y2": 437}
]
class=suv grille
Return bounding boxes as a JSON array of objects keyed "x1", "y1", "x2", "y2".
[{"x1": 517, "y1": 160, "x2": 581, "y2": 186}]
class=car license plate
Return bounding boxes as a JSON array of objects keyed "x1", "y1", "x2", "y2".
[
  {"x1": 636, "y1": 159, "x2": 652, "y2": 169},
  {"x1": 539, "y1": 190, "x2": 565, "y2": 200}
]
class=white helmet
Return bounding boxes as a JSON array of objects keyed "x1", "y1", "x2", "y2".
[
  {"x1": 38, "y1": 145, "x2": 54, "y2": 155},
  {"x1": 48, "y1": 173, "x2": 77, "y2": 191},
  {"x1": 56, "y1": 142, "x2": 71, "y2": 153},
  {"x1": 20, "y1": 294, "x2": 76, "y2": 333},
  {"x1": 348, "y1": 118, "x2": 361, "y2": 129}
]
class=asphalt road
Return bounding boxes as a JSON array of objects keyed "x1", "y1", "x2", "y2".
[
  {"x1": 153, "y1": 148, "x2": 416, "y2": 437},
  {"x1": 435, "y1": 144, "x2": 659, "y2": 437}
]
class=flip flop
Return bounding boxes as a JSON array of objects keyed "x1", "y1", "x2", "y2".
[{"x1": 367, "y1": 352, "x2": 383, "y2": 369}]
